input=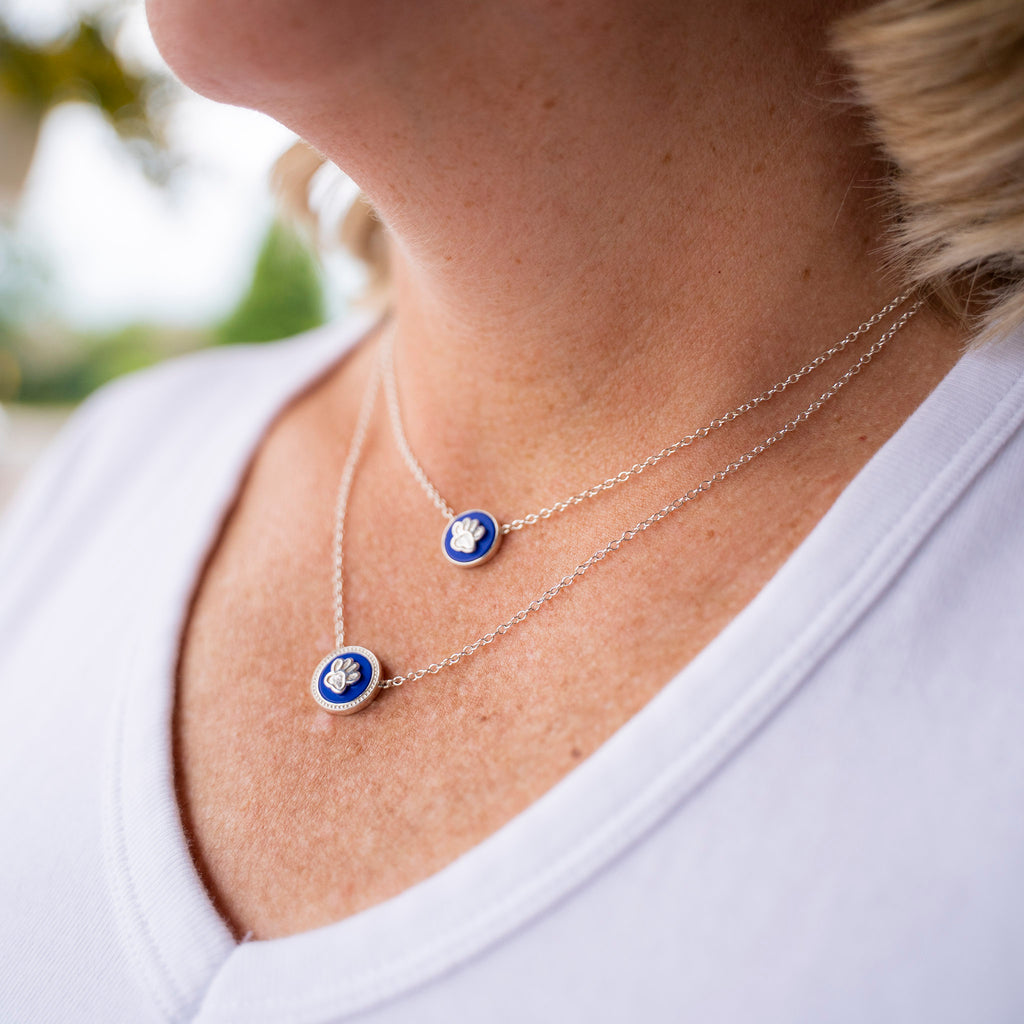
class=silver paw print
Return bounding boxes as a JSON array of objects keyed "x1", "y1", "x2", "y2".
[
  {"x1": 450, "y1": 517, "x2": 486, "y2": 554},
  {"x1": 324, "y1": 656, "x2": 361, "y2": 695}
]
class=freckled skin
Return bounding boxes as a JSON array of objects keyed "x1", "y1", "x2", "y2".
[{"x1": 157, "y1": 0, "x2": 966, "y2": 939}]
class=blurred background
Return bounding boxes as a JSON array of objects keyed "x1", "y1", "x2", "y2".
[{"x1": 0, "y1": 0, "x2": 365, "y2": 509}]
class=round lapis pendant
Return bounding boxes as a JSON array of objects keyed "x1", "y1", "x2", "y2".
[
  {"x1": 310, "y1": 646, "x2": 382, "y2": 715},
  {"x1": 443, "y1": 509, "x2": 502, "y2": 567}
]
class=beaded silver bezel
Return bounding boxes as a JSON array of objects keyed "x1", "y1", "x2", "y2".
[
  {"x1": 310, "y1": 646, "x2": 382, "y2": 715},
  {"x1": 442, "y1": 509, "x2": 503, "y2": 567}
]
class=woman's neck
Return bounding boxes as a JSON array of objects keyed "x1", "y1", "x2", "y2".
[{"x1": 256, "y1": 0, "x2": 956, "y2": 494}]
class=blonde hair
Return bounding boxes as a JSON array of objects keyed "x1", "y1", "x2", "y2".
[
  {"x1": 277, "y1": 0, "x2": 1024, "y2": 341},
  {"x1": 832, "y1": 0, "x2": 1024, "y2": 344},
  {"x1": 272, "y1": 141, "x2": 391, "y2": 308}
]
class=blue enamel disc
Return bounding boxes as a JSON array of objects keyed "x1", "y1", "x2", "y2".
[
  {"x1": 310, "y1": 646, "x2": 382, "y2": 714},
  {"x1": 442, "y1": 509, "x2": 502, "y2": 567}
]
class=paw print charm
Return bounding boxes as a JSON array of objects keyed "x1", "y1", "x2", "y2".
[
  {"x1": 450, "y1": 517, "x2": 485, "y2": 553},
  {"x1": 324, "y1": 656, "x2": 361, "y2": 695},
  {"x1": 443, "y1": 509, "x2": 502, "y2": 567},
  {"x1": 311, "y1": 646, "x2": 382, "y2": 714}
]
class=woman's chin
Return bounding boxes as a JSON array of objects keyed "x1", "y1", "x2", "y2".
[
  {"x1": 145, "y1": 0, "x2": 402, "y2": 110},
  {"x1": 144, "y1": 0, "x2": 246, "y2": 103}
]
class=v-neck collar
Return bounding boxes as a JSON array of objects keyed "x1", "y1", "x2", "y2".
[{"x1": 103, "y1": 319, "x2": 1024, "y2": 1023}]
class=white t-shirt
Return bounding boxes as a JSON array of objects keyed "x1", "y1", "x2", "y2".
[{"x1": 2, "y1": 315, "x2": 1024, "y2": 1024}]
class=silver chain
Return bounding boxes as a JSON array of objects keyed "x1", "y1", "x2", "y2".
[
  {"x1": 382, "y1": 292, "x2": 911, "y2": 534},
  {"x1": 333, "y1": 356, "x2": 382, "y2": 649},
  {"x1": 382, "y1": 333, "x2": 456, "y2": 520},
  {"x1": 334, "y1": 299, "x2": 921, "y2": 688}
]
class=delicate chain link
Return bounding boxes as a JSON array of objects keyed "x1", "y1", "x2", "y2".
[
  {"x1": 381, "y1": 292, "x2": 910, "y2": 533},
  {"x1": 333, "y1": 357, "x2": 382, "y2": 648},
  {"x1": 373, "y1": 301, "x2": 921, "y2": 688},
  {"x1": 382, "y1": 333, "x2": 456, "y2": 520}
]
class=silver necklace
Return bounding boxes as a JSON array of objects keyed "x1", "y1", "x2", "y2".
[
  {"x1": 310, "y1": 298, "x2": 921, "y2": 714},
  {"x1": 383, "y1": 293, "x2": 912, "y2": 567}
]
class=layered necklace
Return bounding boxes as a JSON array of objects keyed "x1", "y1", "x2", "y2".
[{"x1": 310, "y1": 295, "x2": 921, "y2": 714}]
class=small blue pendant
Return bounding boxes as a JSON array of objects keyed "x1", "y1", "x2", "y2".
[
  {"x1": 310, "y1": 646, "x2": 382, "y2": 714},
  {"x1": 443, "y1": 509, "x2": 502, "y2": 567}
]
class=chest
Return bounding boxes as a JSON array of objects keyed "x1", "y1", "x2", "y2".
[{"x1": 172, "y1": 396, "x2": 847, "y2": 941}]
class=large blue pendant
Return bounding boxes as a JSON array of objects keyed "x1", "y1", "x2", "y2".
[
  {"x1": 442, "y1": 509, "x2": 502, "y2": 567},
  {"x1": 310, "y1": 646, "x2": 382, "y2": 714}
]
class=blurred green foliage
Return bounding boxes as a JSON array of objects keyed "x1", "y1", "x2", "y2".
[
  {"x1": 1, "y1": 20, "x2": 141, "y2": 113},
  {"x1": 0, "y1": 12, "x2": 329, "y2": 406},
  {"x1": 2, "y1": 220, "x2": 327, "y2": 404},
  {"x1": 9, "y1": 324, "x2": 168, "y2": 403},
  {"x1": 0, "y1": 14, "x2": 173, "y2": 181},
  {"x1": 216, "y1": 220, "x2": 326, "y2": 345}
]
